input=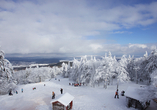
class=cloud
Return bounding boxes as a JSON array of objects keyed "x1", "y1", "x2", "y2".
[
  {"x1": 89, "y1": 44, "x2": 103, "y2": 51},
  {"x1": 150, "y1": 45, "x2": 157, "y2": 50},
  {"x1": 0, "y1": 0, "x2": 157, "y2": 57},
  {"x1": 129, "y1": 44, "x2": 147, "y2": 48},
  {"x1": 110, "y1": 31, "x2": 133, "y2": 34}
]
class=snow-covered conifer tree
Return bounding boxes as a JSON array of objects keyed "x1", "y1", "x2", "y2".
[
  {"x1": 135, "y1": 48, "x2": 157, "y2": 84},
  {"x1": 69, "y1": 56, "x2": 100, "y2": 86},
  {"x1": 127, "y1": 55, "x2": 135, "y2": 81},
  {"x1": 93, "y1": 52, "x2": 119, "y2": 87},
  {"x1": 0, "y1": 49, "x2": 17, "y2": 95},
  {"x1": 144, "y1": 51, "x2": 148, "y2": 59},
  {"x1": 69, "y1": 58, "x2": 81, "y2": 81}
]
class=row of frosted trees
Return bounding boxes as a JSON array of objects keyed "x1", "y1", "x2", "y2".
[
  {"x1": 13, "y1": 65, "x2": 62, "y2": 84},
  {"x1": 0, "y1": 48, "x2": 62, "y2": 94},
  {"x1": 62, "y1": 52, "x2": 131, "y2": 87},
  {"x1": 62, "y1": 49, "x2": 157, "y2": 88}
]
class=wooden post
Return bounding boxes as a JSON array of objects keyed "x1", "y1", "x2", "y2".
[{"x1": 70, "y1": 101, "x2": 73, "y2": 109}]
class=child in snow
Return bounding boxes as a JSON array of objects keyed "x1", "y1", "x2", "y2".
[
  {"x1": 60, "y1": 88, "x2": 63, "y2": 94},
  {"x1": 52, "y1": 91, "x2": 55, "y2": 99},
  {"x1": 114, "y1": 89, "x2": 119, "y2": 99}
]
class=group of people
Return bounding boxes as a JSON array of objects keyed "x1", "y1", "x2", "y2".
[
  {"x1": 52, "y1": 88, "x2": 63, "y2": 99},
  {"x1": 55, "y1": 78, "x2": 60, "y2": 81},
  {"x1": 8, "y1": 88, "x2": 23, "y2": 96},
  {"x1": 69, "y1": 82, "x2": 85, "y2": 86},
  {"x1": 32, "y1": 87, "x2": 36, "y2": 90}
]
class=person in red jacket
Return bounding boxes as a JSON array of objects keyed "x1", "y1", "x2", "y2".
[{"x1": 114, "y1": 89, "x2": 119, "y2": 99}]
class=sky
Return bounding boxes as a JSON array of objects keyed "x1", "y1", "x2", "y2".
[{"x1": 0, "y1": 0, "x2": 157, "y2": 58}]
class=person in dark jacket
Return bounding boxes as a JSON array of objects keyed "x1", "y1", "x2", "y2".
[
  {"x1": 52, "y1": 91, "x2": 55, "y2": 99},
  {"x1": 9, "y1": 90, "x2": 13, "y2": 95},
  {"x1": 60, "y1": 88, "x2": 63, "y2": 94},
  {"x1": 121, "y1": 91, "x2": 125, "y2": 96}
]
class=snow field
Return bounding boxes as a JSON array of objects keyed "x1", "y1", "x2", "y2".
[{"x1": 0, "y1": 76, "x2": 156, "y2": 110}]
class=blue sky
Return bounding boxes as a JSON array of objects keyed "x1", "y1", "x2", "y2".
[
  {"x1": 0, "y1": 0, "x2": 157, "y2": 58},
  {"x1": 109, "y1": 23, "x2": 157, "y2": 44}
]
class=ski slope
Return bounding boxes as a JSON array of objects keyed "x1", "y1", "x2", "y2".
[{"x1": 0, "y1": 76, "x2": 156, "y2": 110}]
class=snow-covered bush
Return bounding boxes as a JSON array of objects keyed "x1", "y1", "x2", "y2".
[{"x1": 0, "y1": 49, "x2": 17, "y2": 95}]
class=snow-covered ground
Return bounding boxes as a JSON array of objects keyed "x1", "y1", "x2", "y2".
[{"x1": 0, "y1": 76, "x2": 157, "y2": 110}]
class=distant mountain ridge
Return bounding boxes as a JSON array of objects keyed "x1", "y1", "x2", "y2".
[{"x1": 6, "y1": 57, "x2": 73, "y2": 66}]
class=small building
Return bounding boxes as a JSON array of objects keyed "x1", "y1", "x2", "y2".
[
  {"x1": 125, "y1": 86, "x2": 150, "y2": 110},
  {"x1": 50, "y1": 92, "x2": 74, "y2": 110}
]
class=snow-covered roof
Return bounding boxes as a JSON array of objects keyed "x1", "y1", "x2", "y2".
[
  {"x1": 125, "y1": 86, "x2": 147, "y2": 101},
  {"x1": 50, "y1": 92, "x2": 74, "y2": 106}
]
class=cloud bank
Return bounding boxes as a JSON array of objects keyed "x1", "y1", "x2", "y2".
[{"x1": 0, "y1": 0, "x2": 157, "y2": 57}]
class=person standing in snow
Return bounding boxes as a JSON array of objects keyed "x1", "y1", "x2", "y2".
[
  {"x1": 114, "y1": 89, "x2": 119, "y2": 99},
  {"x1": 52, "y1": 91, "x2": 55, "y2": 99},
  {"x1": 21, "y1": 88, "x2": 23, "y2": 93},
  {"x1": 60, "y1": 88, "x2": 63, "y2": 94},
  {"x1": 9, "y1": 90, "x2": 13, "y2": 96}
]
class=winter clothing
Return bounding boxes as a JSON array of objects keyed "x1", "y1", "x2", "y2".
[
  {"x1": 9, "y1": 91, "x2": 13, "y2": 95},
  {"x1": 121, "y1": 91, "x2": 125, "y2": 96},
  {"x1": 60, "y1": 88, "x2": 63, "y2": 94},
  {"x1": 52, "y1": 92, "x2": 55, "y2": 99},
  {"x1": 114, "y1": 89, "x2": 119, "y2": 98}
]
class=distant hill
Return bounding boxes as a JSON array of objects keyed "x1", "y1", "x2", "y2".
[{"x1": 6, "y1": 57, "x2": 73, "y2": 66}]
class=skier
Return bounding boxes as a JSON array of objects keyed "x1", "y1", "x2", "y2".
[
  {"x1": 52, "y1": 91, "x2": 55, "y2": 99},
  {"x1": 60, "y1": 88, "x2": 63, "y2": 94},
  {"x1": 21, "y1": 88, "x2": 23, "y2": 93},
  {"x1": 16, "y1": 91, "x2": 18, "y2": 94},
  {"x1": 114, "y1": 89, "x2": 119, "y2": 99}
]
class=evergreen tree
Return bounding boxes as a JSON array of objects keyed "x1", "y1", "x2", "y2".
[{"x1": 0, "y1": 49, "x2": 17, "y2": 95}]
